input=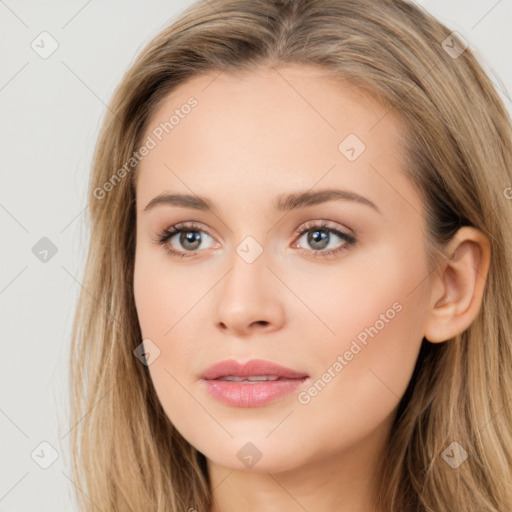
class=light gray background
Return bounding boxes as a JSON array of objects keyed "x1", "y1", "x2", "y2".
[{"x1": 1, "y1": 1, "x2": 511, "y2": 510}]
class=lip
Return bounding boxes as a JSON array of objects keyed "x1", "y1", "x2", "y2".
[
  {"x1": 200, "y1": 358, "x2": 309, "y2": 380},
  {"x1": 200, "y1": 359, "x2": 310, "y2": 407}
]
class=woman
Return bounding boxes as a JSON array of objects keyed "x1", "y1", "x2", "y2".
[{"x1": 69, "y1": 0, "x2": 512, "y2": 510}]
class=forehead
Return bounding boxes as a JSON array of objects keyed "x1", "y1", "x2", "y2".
[
  {"x1": 135, "y1": 64, "x2": 421, "y2": 220},
  {"x1": 142, "y1": 64, "x2": 399, "y2": 142}
]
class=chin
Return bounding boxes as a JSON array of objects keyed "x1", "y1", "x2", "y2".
[{"x1": 202, "y1": 436, "x2": 309, "y2": 474}]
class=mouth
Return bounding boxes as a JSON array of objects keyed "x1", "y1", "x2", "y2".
[{"x1": 200, "y1": 359, "x2": 310, "y2": 407}]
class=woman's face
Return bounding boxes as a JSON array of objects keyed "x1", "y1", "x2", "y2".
[{"x1": 133, "y1": 64, "x2": 433, "y2": 473}]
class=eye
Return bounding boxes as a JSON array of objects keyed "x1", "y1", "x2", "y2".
[
  {"x1": 292, "y1": 220, "x2": 356, "y2": 259},
  {"x1": 153, "y1": 220, "x2": 357, "y2": 259},
  {"x1": 152, "y1": 222, "x2": 215, "y2": 259}
]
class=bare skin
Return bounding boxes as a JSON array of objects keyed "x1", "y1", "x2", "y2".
[{"x1": 133, "y1": 64, "x2": 491, "y2": 512}]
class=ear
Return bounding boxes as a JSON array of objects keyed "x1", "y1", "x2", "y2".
[{"x1": 424, "y1": 226, "x2": 491, "y2": 343}]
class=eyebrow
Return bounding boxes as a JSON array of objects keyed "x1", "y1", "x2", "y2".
[{"x1": 143, "y1": 188, "x2": 381, "y2": 214}]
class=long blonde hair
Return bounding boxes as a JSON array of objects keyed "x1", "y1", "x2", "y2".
[{"x1": 69, "y1": 0, "x2": 512, "y2": 510}]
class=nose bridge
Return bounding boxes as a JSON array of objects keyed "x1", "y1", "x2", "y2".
[
  {"x1": 214, "y1": 233, "x2": 285, "y2": 333},
  {"x1": 223, "y1": 234, "x2": 269, "y2": 297}
]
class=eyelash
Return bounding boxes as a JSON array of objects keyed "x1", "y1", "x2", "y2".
[{"x1": 152, "y1": 220, "x2": 357, "y2": 260}]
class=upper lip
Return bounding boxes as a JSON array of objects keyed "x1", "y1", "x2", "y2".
[{"x1": 200, "y1": 359, "x2": 309, "y2": 380}]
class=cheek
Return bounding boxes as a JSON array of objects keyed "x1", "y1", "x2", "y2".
[
  {"x1": 133, "y1": 245, "x2": 208, "y2": 338},
  {"x1": 295, "y1": 240, "x2": 431, "y2": 429},
  {"x1": 285, "y1": 275, "x2": 428, "y2": 470},
  {"x1": 283, "y1": 236, "x2": 429, "y2": 354},
  {"x1": 133, "y1": 247, "x2": 208, "y2": 431}
]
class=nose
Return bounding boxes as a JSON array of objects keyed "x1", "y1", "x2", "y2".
[{"x1": 214, "y1": 250, "x2": 285, "y2": 336}]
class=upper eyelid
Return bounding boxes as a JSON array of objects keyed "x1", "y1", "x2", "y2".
[
  {"x1": 294, "y1": 219, "x2": 353, "y2": 235},
  {"x1": 166, "y1": 219, "x2": 350, "y2": 237},
  {"x1": 163, "y1": 220, "x2": 353, "y2": 247}
]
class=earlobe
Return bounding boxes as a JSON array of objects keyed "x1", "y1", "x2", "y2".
[{"x1": 423, "y1": 227, "x2": 491, "y2": 344}]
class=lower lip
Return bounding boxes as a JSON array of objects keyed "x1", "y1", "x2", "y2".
[{"x1": 201, "y1": 377, "x2": 309, "y2": 407}]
